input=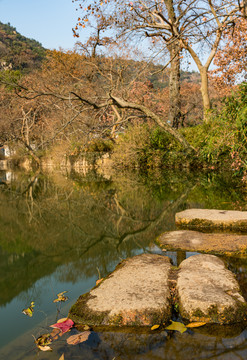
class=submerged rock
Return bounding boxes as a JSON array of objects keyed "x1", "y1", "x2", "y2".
[
  {"x1": 157, "y1": 230, "x2": 247, "y2": 254},
  {"x1": 177, "y1": 254, "x2": 247, "y2": 324},
  {"x1": 69, "y1": 254, "x2": 172, "y2": 327},
  {"x1": 176, "y1": 209, "x2": 247, "y2": 231}
]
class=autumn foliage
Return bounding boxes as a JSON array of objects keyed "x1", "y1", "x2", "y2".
[
  {"x1": 211, "y1": 18, "x2": 247, "y2": 92},
  {"x1": 0, "y1": 6, "x2": 247, "y2": 175}
]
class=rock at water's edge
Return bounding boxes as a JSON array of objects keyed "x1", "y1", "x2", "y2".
[
  {"x1": 69, "y1": 254, "x2": 172, "y2": 327},
  {"x1": 157, "y1": 230, "x2": 247, "y2": 254},
  {"x1": 177, "y1": 254, "x2": 247, "y2": 324},
  {"x1": 176, "y1": 209, "x2": 247, "y2": 230}
]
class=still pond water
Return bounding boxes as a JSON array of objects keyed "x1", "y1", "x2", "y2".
[{"x1": 0, "y1": 167, "x2": 247, "y2": 360}]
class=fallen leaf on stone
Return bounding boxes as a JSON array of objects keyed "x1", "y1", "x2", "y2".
[
  {"x1": 186, "y1": 322, "x2": 206, "y2": 328},
  {"x1": 59, "y1": 354, "x2": 64, "y2": 360},
  {"x1": 66, "y1": 331, "x2": 91, "y2": 345},
  {"x1": 165, "y1": 321, "x2": 187, "y2": 334},
  {"x1": 38, "y1": 345, "x2": 52, "y2": 351},
  {"x1": 22, "y1": 301, "x2": 35, "y2": 317},
  {"x1": 151, "y1": 324, "x2": 160, "y2": 331},
  {"x1": 50, "y1": 318, "x2": 74, "y2": 334},
  {"x1": 96, "y1": 278, "x2": 103, "y2": 286},
  {"x1": 53, "y1": 291, "x2": 68, "y2": 303}
]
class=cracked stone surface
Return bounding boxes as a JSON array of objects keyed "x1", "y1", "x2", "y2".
[
  {"x1": 177, "y1": 254, "x2": 246, "y2": 323},
  {"x1": 175, "y1": 209, "x2": 247, "y2": 230},
  {"x1": 158, "y1": 230, "x2": 247, "y2": 253}
]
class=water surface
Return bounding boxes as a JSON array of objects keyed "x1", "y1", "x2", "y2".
[{"x1": 0, "y1": 168, "x2": 247, "y2": 359}]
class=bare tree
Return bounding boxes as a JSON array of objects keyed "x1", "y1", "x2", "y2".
[{"x1": 74, "y1": 0, "x2": 243, "y2": 120}]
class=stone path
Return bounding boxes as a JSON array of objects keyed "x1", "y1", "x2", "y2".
[
  {"x1": 69, "y1": 254, "x2": 172, "y2": 327},
  {"x1": 176, "y1": 209, "x2": 247, "y2": 230},
  {"x1": 158, "y1": 230, "x2": 247, "y2": 254},
  {"x1": 69, "y1": 253, "x2": 247, "y2": 327},
  {"x1": 177, "y1": 254, "x2": 246, "y2": 324}
]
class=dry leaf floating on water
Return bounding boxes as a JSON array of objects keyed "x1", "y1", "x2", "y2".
[
  {"x1": 50, "y1": 318, "x2": 74, "y2": 334},
  {"x1": 186, "y1": 322, "x2": 206, "y2": 328},
  {"x1": 35, "y1": 333, "x2": 52, "y2": 351},
  {"x1": 66, "y1": 331, "x2": 91, "y2": 345},
  {"x1": 22, "y1": 301, "x2": 35, "y2": 317},
  {"x1": 165, "y1": 321, "x2": 187, "y2": 334},
  {"x1": 38, "y1": 345, "x2": 52, "y2": 352},
  {"x1": 53, "y1": 291, "x2": 68, "y2": 303},
  {"x1": 57, "y1": 317, "x2": 68, "y2": 323}
]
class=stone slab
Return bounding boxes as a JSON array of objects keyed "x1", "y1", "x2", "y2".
[
  {"x1": 158, "y1": 230, "x2": 247, "y2": 254},
  {"x1": 177, "y1": 254, "x2": 247, "y2": 324},
  {"x1": 69, "y1": 254, "x2": 172, "y2": 327},
  {"x1": 176, "y1": 209, "x2": 247, "y2": 230}
]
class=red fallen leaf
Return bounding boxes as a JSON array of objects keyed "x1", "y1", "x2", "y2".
[
  {"x1": 66, "y1": 331, "x2": 91, "y2": 345},
  {"x1": 96, "y1": 278, "x2": 103, "y2": 286},
  {"x1": 50, "y1": 318, "x2": 74, "y2": 334}
]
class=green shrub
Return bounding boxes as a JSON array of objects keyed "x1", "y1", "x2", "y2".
[
  {"x1": 183, "y1": 82, "x2": 247, "y2": 177},
  {"x1": 112, "y1": 123, "x2": 189, "y2": 169}
]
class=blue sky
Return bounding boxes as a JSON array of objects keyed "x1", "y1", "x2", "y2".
[{"x1": 0, "y1": 0, "x2": 83, "y2": 50}]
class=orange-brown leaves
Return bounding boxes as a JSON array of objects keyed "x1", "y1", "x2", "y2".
[{"x1": 211, "y1": 18, "x2": 247, "y2": 93}]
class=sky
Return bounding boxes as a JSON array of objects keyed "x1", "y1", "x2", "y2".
[{"x1": 0, "y1": 0, "x2": 83, "y2": 50}]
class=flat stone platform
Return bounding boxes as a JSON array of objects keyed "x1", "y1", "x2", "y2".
[
  {"x1": 177, "y1": 254, "x2": 247, "y2": 324},
  {"x1": 157, "y1": 230, "x2": 247, "y2": 254},
  {"x1": 176, "y1": 209, "x2": 247, "y2": 230},
  {"x1": 69, "y1": 254, "x2": 172, "y2": 327}
]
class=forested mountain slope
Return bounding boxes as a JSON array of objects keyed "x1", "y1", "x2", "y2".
[{"x1": 0, "y1": 21, "x2": 46, "y2": 71}]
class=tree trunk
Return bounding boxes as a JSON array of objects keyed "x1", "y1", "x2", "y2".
[
  {"x1": 168, "y1": 41, "x2": 181, "y2": 129},
  {"x1": 165, "y1": 0, "x2": 182, "y2": 129},
  {"x1": 200, "y1": 68, "x2": 211, "y2": 121}
]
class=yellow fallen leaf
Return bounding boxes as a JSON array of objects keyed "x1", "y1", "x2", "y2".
[
  {"x1": 53, "y1": 291, "x2": 68, "y2": 303},
  {"x1": 151, "y1": 324, "x2": 160, "y2": 331},
  {"x1": 165, "y1": 321, "x2": 187, "y2": 334},
  {"x1": 59, "y1": 354, "x2": 65, "y2": 360},
  {"x1": 186, "y1": 322, "x2": 206, "y2": 328},
  {"x1": 22, "y1": 301, "x2": 35, "y2": 317},
  {"x1": 57, "y1": 317, "x2": 68, "y2": 323}
]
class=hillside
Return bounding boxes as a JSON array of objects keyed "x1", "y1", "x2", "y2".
[
  {"x1": 0, "y1": 21, "x2": 46, "y2": 71},
  {"x1": 0, "y1": 21, "x2": 200, "y2": 86},
  {"x1": 149, "y1": 67, "x2": 201, "y2": 89}
]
